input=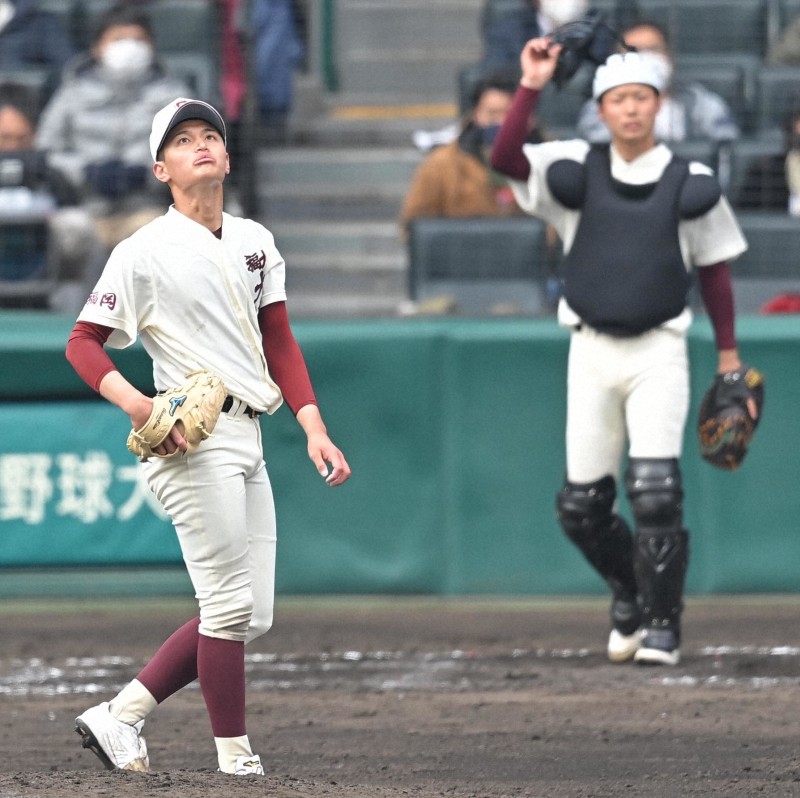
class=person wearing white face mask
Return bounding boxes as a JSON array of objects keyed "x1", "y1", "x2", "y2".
[
  {"x1": 34, "y1": 4, "x2": 192, "y2": 291},
  {"x1": 576, "y1": 21, "x2": 741, "y2": 144}
]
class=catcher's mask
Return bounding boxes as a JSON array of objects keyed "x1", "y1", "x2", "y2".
[{"x1": 550, "y1": 9, "x2": 631, "y2": 90}]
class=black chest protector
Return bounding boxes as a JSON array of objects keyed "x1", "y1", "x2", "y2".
[{"x1": 547, "y1": 144, "x2": 721, "y2": 336}]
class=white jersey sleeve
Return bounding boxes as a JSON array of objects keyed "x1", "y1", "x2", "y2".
[
  {"x1": 508, "y1": 138, "x2": 590, "y2": 251},
  {"x1": 681, "y1": 162, "x2": 748, "y2": 268},
  {"x1": 78, "y1": 235, "x2": 150, "y2": 349}
]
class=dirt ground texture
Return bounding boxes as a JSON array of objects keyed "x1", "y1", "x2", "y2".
[{"x1": 2, "y1": 594, "x2": 800, "y2": 798}]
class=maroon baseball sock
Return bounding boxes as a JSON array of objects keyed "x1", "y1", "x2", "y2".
[
  {"x1": 136, "y1": 617, "x2": 200, "y2": 703},
  {"x1": 197, "y1": 633, "x2": 247, "y2": 738}
]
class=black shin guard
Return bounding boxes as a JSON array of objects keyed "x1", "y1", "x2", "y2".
[
  {"x1": 626, "y1": 458, "x2": 689, "y2": 639},
  {"x1": 556, "y1": 475, "x2": 640, "y2": 634}
]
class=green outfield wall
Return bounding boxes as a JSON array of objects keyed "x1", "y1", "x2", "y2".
[{"x1": 0, "y1": 311, "x2": 797, "y2": 596}]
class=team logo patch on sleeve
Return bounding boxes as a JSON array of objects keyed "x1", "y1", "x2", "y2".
[{"x1": 100, "y1": 293, "x2": 118, "y2": 310}]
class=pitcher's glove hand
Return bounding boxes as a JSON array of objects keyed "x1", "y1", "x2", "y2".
[
  {"x1": 127, "y1": 370, "x2": 227, "y2": 461},
  {"x1": 697, "y1": 364, "x2": 764, "y2": 470}
]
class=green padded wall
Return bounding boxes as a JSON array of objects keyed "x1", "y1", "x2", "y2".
[{"x1": 0, "y1": 312, "x2": 797, "y2": 595}]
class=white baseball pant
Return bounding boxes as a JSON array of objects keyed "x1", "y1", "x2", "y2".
[
  {"x1": 564, "y1": 323, "x2": 690, "y2": 484},
  {"x1": 142, "y1": 410, "x2": 276, "y2": 644}
]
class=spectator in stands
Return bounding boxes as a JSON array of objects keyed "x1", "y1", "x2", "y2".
[
  {"x1": 766, "y1": 14, "x2": 800, "y2": 65},
  {"x1": 577, "y1": 20, "x2": 740, "y2": 143},
  {"x1": 399, "y1": 72, "x2": 538, "y2": 234},
  {"x1": 0, "y1": 81, "x2": 102, "y2": 312},
  {"x1": 737, "y1": 107, "x2": 800, "y2": 215},
  {"x1": 34, "y1": 4, "x2": 191, "y2": 263},
  {"x1": 249, "y1": 0, "x2": 306, "y2": 144},
  {"x1": 0, "y1": 1, "x2": 75, "y2": 99}
]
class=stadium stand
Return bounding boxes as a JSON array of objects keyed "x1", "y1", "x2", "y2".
[{"x1": 407, "y1": 217, "x2": 549, "y2": 315}]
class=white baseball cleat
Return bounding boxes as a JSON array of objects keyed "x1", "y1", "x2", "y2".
[
  {"x1": 607, "y1": 628, "x2": 642, "y2": 663},
  {"x1": 74, "y1": 702, "x2": 149, "y2": 772},
  {"x1": 634, "y1": 628, "x2": 681, "y2": 666},
  {"x1": 234, "y1": 754, "x2": 264, "y2": 775}
]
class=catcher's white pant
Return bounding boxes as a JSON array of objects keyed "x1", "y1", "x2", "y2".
[
  {"x1": 565, "y1": 324, "x2": 690, "y2": 484},
  {"x1": 142, "y1": 411, "x2": 276, "y2": 644}
]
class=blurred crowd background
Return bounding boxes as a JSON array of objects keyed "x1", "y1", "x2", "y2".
[{"x1": 2, "y1": 0, "x2": 800, "y2": 319}]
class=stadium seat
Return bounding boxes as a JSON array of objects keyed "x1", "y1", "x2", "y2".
[
  {"x1": 0, "y1": 217, "x2": 56, "y2": 309},
  {"x1": 479, "y1": 0, "x2": 527, "y2": 36},
  {"x1": 727, "y1": 210, "x2": 800, "y2": 312},
  {"x1": 0, "y1": 69, "x2": 53, "y2": 111},
  {"x1": 779, "y1": 0, "x2": 800, "y2": 29},
  {"x1": 536, "y1": 80, "x2": 589, "y2": 140},
  {"x1": 733, "y1": 212, "x2": 800, "y2": 277},
  {"x1": 407, "y1": 217, "x2": 550, "y2": 315},
  {"x1": 754, "y1": 65, "x2": 800, "y2": 132},
  {"x1": 673, "y1": 53, "x2": 761, "y2": 133},
  {"x1": 673, "y1": 62, "x2": 750, "y2": 133},
  {"x1": 635, "y1": 0, "x2": 770, "y2": 57},
  {"x1": 669, "y1": 139, "x2": 720, "y2": 172},
  {"x1": 726, "y1": 136, "x2": 788, "y2": 210},
  {"x1": 161, "y1": 52, "x2": 219, "y2": 106},
  {"x1": 78, "y1": 0, "x2": 220, "y2": 58}
]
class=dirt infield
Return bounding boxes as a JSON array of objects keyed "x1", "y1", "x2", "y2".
[{"x1": 2, "y1": 594, "x2": 800, "y2": 798}]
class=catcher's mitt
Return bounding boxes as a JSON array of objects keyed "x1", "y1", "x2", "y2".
[
  {"x1": 127, "y1": 370, "x2": 227, "y2": 461},
  {"x1": 697, "y1": 364, "x2": 764, "y2": 471}
]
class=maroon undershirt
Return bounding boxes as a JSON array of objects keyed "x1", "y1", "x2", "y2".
[
  {"x1": 491, "y1": 85, "x2": 737, "y2": 351},
  {"x1": 65, "y1": 299, "x2": 317, "y2": 414}
]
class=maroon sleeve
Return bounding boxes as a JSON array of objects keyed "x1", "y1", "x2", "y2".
[
  {"x1": 697, "y1": 261, "x2": 736, "y2": 351},
  {"x1": 65, "y1": 321, "x2": 116, "y2": 392},
  {"x1": 490, "y1": 86, "x2": 540, "y2": 181},
  {"x1": 258, "y1": 301, "x2": 318, "y2": 415}
]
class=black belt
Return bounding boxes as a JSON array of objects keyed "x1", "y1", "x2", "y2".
[{"x1": 222, "y1": 395, "x2": 261, "y2": 419}]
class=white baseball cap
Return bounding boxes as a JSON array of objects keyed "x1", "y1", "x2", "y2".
[
  {"x1": 149, "y1": 97, "x2": 226, "y2": 161},
  {"x1": 592, "y1": 51, "x2": 664, "y2": 101}
]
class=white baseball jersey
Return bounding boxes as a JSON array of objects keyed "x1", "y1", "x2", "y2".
[
  {"x1": 78, "y1": 206, "x2": 285, "y2": 414},
  {"x1": 508, "y1": 140, "x2": 748, "y2": 332}
]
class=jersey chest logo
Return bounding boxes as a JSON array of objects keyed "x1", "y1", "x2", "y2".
[
  {"x1": 245, "y1": 250, "x2": 266, "y2": 272},
  {"x1": 245, "y1": 250, "x2": 267, "y2": 304}
]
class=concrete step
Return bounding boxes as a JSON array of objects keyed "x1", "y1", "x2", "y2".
[
  {"x1": 260, "y1": 189, "x2": 405, "y2": 223},
  {"x1": 256, "y1": 146, "x2": 422, "y2": 221},
  {"x1": 335, "y1": 0, "x2": 483, "y2": 97},
  {"x1": 268, "y1": 220, "x2": 405, "y2": 258},
  {"x1": 257, "y1": 147, "x2": 422, "y2": 186},
  {"x1": 285, "y1": 252, "x2": 406, "y2": 295},
  {"x1": 286, "y1": 291, "x2": 406, "y2": 318},
  {"x1": 295, "y1": 105, "x2": 459, "y2": 148}
]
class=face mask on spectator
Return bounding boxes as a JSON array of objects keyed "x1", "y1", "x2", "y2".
[
  {"x1": 100, "y1": 38, "x2": 154, "y2": 81},
  {"x1": 479, "y1": 124, "x2": 501, "y2": 147},
  {"x1": 539, "y1": 0, "x2": 588, "y2": 28}
]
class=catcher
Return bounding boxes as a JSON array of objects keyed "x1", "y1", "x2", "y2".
[
  {"x1": 491, "y1": 34, "x2": 759, "y2": 667},
  {"x1": 65, "y1": 97, "x2": 350, "y2": 776}
]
